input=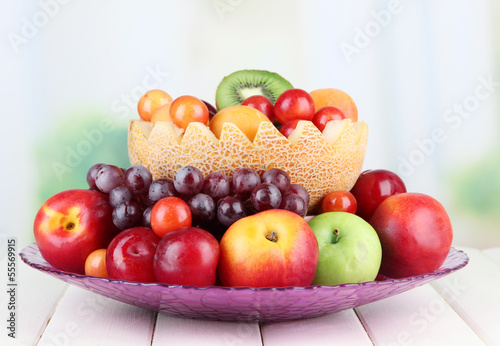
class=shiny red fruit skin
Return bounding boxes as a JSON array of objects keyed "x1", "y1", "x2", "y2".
[
  {"x1": 370, "y1": 193, "x2": 453, "y2": 278},
  {"x1": 218, "y1": 209, "x2": 319, "y2": 287},
  {"x1": 150, "y1": 197, "x2": 192, "y2": 238},
  {"x1": 312, "y1": 106, "x2": 346, "y2": 132},
  {"x1": 279, "y1": 119, "x2": 300, "y2": 138},
  {"x1": 33, "y1": 189, "x2": 120, "y2": 274},
  {"x1": 242, "y1": 95, "x2": 276, "y2": 123},
  {"x1": 106, "y1": 227, "x2": 160, "y2": 282},
  {"x1": 321, "y1": 190, "x2": 357, "y2": 214},
  {"x1": 350, "y1": 169, "x2": 406, "y2": 221},
  {"x1": 274, "y1": 89, "x2": 315, "y2": 124},
  {"x1": 154, "y1": 227, "x2": 220, "y2": 286}
]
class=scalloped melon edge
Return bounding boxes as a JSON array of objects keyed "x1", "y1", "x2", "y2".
[{"x1": 128, "y1": 120, "x2": 368, "y2": 212}]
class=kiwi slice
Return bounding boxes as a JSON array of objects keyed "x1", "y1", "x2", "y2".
[{"x1": 215, "y1": 69, "x2": 293, "y2": 110}]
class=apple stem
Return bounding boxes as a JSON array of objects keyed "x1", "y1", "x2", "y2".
[
  {"x1": 332, "y1": 228, "x2": 340, "y2": 244},
  {"x1": 266, "y1": 231, "x2": 278, "y2": 242},
  {"x1": 66, "y1": 222, "x2": 75, "y2": 231}
]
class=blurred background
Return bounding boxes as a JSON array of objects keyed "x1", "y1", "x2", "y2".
[{"x1": 1, "y1": 0, "x2": 499, "y2": 251}]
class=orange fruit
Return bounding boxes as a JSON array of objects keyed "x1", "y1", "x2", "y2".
[
  {"x1": 209, "y1": 105, "x2": 271, "y2": 142},
  {"x1": 84, "y1": 248, "x2": 108, "y2": 278},
  {"x1": 137, "y1": 90, "x2": 173, "y2": 122},
  {"x1": 151, "y1": 103, "x2": 172, "y2": 124},
  {"x1": 170, "y1": 95, "x2": 209, "y2": 130},
  {"x1": 128, "y1": 119, "x2": 368, "y2": 212},
  {"x1": 309, "y1": 88, "x2": 358, "y2": 122}
]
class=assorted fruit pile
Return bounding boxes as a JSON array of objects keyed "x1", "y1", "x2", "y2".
[
  {"x1": 128, "y1": 69, "x2": 368, "y2": 212},
  {"x1": 33, "y1": 69, "x2": 453, "y2": 289},
  {"x1": 87, "y1": 162, "x2": 309, "y2": 236}
]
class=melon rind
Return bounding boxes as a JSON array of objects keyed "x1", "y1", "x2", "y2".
[{"x1": 128, "y1": 119, "x2": 368, "y2": 212}]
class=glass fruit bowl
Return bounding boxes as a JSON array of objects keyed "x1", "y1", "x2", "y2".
[{"x1": 20, "y1": 243, "x2": 468, "y2": 322}]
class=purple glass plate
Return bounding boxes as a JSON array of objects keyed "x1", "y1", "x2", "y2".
[{"x1": 20, "y1": 243, "x2": 468, "y2": 322}]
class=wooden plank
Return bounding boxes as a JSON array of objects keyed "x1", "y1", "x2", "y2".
[
  {"x1": 355, "y1": 284, "x2": 484, "y2": 345},
  {"x1": 152, "y1": 313, "x2": 262, "y2": 346},
  {"x1": 482, "y1": 246, "x2": 500, "y2": 266},
  {"x1": 0, "y1": 255, "x2": 68, "y2": 345},
  {"x1": 37, "y1": 285, "x2": 156, "y2": 346},
  {"x1": 260, "y1": 309, "x2": 372, "y2": 346},
  {"x1": 431, "y1": 247, "x2": 500, "y2": 345}
]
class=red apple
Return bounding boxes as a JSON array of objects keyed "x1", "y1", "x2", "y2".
[
  {"x1": 33, "y1": 189, "x2": 119, "y2": 274},
  {"x1": 370, "y1": 192, "x2": 453, "y2": 278},
  {"x1": 154, "y1": 227, "x2": 220, "y2": 286},
  {"x1": 218, "y1": 209, "x2": 319, "y2": 287},
  {"x1": 350, "y1": 169, "x2": 407, "y2": 221},
  {"x1": 106, "y1": 227, "x2": 160, "y2": 282}
]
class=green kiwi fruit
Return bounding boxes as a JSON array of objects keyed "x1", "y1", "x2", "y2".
[{"x1": 215, "y1": 69, "x2": 293, "y2": 110}]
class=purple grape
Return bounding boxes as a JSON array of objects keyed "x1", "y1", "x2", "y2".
[
  {"x1": 109, "y1": 184, "x2": 135, "y2": 208},
  {"x1": 261, "y1": 168, "x2": 290, "y2": 195},
  {"x1": 95, "y1": 165, "x2": 125, "y2": 194},
  {"x1": 231, "y1": 168, "x2": 261, "y2": 200},
  {"x1": 243, "y1": 198, "x2": 258, "y2": 215},
  {"x1": 284, "y1": 184, "x2": 310, "y2": 207},
  {"x1": 148, "y1": 178, "x2": 176, "y2": 204},
  {"x1": 112, "y1": 201, "x2": 142, "y2": 230},
  {"x1": 217, "y1": 196, "x2": 247, "y2": 227},
  {"x1": 86, "y1": 163, "x2": 104, "y2": 190},
  {"x1": 202, "y1": 172, "x2": 231, "y2": 201},
  {"x1": 203, "y1": 100, "x2": 217, "y2": 120},
  {"x1": 188, "y1": 193, "x2": 216, "y2": 224},
  {"x1": 173, "y1": 166, "x2": 204, "y2": 197},
  {"x1": 124, "y1": 165, "x2": 153, "y2": 195},
  {"x1": 250, "y1": 183, "x2": 282, "y2": 211},
  {"x1": 279, "y1": 194, "x2": 307, "y2": 217},
  {"x1": 134, "y1": 193, "x2": 150, "y2": 209},
  {"x1": 143, "y1": 206, "x2": 152, "y2": 228}
]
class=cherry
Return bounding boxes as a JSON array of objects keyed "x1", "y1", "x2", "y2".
[
  {"x1": 274, "y1": 88, "x2": 315, "y2": 124},
  {"x1": 279, "y1": 120, "x2": 300, "y2": 138},
  {"x1": 170, "y1": 95, "x2": 209, "y2": 130},
  {"x1": 150, "y1": 197, "x2": 192, "y2": 238},
  {"x1": 84, "y1": 249, "x2": 108, "y2": 278},
  {"x1": 242, "y1": 95, "x2": 276, "y2": 123},
  {"x1": 350, "y1": 169, "x2": 407, "y2": 221},
  {"x1": 137, "y1": 90, "x2": 172, "y2": 122},
  {"x1": 312, "y1": 106, "x2": 346, "y2": 132},
  {"x1": 321, "y1": 190, "x2": 357, "y2": 214}
]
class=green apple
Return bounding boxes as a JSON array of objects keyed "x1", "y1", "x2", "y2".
[{"x1": 308, "y1": 211, "x2": 382, "y2": 285}]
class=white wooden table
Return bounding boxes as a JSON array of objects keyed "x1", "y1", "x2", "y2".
[{"x1": 2, "y1": 246, "x2": 500, "y2": 345}]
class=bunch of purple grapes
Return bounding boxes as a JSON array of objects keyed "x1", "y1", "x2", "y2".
[
  {"x1": 86, "y1": 163, "x2": 309, "y2": 232},
  {"x1": 172, "y1": 165, "x2": 310, "y2": 229},
  {"x1": 86, "y1": 163, "x2": 159, "y2": 231}
]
